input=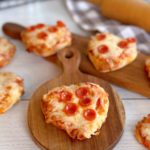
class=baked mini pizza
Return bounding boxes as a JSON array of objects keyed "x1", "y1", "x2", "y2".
[
  {"x1": 87, "y1": 33, "x2": 138, "y2": 72},
  {"x1": 21, "y1": 21, "x2": 72, "y2": 57},
  {"x1": 41, "y1": 82, "x2": 109, "y2": 140},
  {"x1": 0, "y1": 72, "x2": 24, "y2": 114},
  {"x1": 135, "y1": 114, "x2": 150, "y2": 149},
  {"x1": 0, "y1": 37, "x2": 16, "y2": 68},
  {"x1": 145, "y1": 58, "x2": 150, "y2": 78}
]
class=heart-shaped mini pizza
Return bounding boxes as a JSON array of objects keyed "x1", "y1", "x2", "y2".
[
  {"x1": 21, "y1": 21, "x2": 72, "y2": 57},
  {"x1": 41, "y1": 82, "x2": 109, "y2": 140},
  {"x1": 135, "y1": 114, "x2": 150, "y2": 149},
  {"x1": 88, "y1": 33, "x2": 138, "y2": 72}
]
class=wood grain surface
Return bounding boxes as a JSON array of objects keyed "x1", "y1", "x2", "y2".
[
  {"x1": 46, "y1": 34, "x2": 150, "y2": 98},
  {"x1": 28, "y1": 48, "x2": 125, "y2": 150},
  {"x1": 2, "y1": 23, "x2": 150, "y2": 98},
  {"x1": 71, "y1": 35, "x2": 150, "y2": 98}
]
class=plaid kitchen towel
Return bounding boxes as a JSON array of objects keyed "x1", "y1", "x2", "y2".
[{"x1": 66, "y1": 0, "x2": 150, "y2": 54}]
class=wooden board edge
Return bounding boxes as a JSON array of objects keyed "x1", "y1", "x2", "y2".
[{"x1": 27, "y1": 89, "x2": 126, "y2": 150}]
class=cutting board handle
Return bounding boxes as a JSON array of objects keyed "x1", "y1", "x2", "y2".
[
  {"x1": 57, "y1": 48, "x2": 81, "y2": 74},
  {"x1": 2, "y1": 22, "x2": 25, "y2": 40}
]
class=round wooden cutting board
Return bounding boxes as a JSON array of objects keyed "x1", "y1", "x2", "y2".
[{"x1": 28, "y1": 48, "x2": 125, "y2": 150}]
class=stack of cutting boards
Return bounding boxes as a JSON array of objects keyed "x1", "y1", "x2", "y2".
[{"x1": 2, "y1": 22, "x2": 150, "y2": 97}]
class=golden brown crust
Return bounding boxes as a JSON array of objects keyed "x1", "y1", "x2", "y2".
[
  {"x1": 135, "y1": 114, "x2": 150, "y2": 149},
  {"x1": 88, "y1": 52, "x2": 111, "y2": 71},
  {"x1": 0, "y1": 37, "x2": 16, "y2": 68}
]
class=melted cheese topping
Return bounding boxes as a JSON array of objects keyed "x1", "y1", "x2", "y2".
[
  {"x1": 90, "y1": 33, "x2": 136, "y2": 58},
  {"x1": 0, "y1": 38, "x2": 15, "y2": 54},
  {"x1": 0, "y1": 72, "x2": 24, "y2": 114},
  {"x1": 88, "y1": 33, "x2": 138, "y2": 72},
  {"x1": 42, "y1": 82, "x2": 109, "y2": 139},
  {"x1": 0, "y1": 37, "x2": 15, "y2": 67},
  {"x1": 21, "y1": 22, "x2": 72, "y2": 57}
]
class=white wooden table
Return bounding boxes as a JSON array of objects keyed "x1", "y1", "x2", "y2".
[{"x1": 0, "y1": 1, "x2": 149, "y2": 150}]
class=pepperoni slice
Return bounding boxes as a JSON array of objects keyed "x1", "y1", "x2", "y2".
[
  {"x1": 96, "y1": 98, "x2": 105, "y2": 114},
  {"x1": 118, "y1": 40, "x2": 128, "y2": 48},
  {"x1": 76, "y1": 87, "x2": 89, "y2": 99},
  {"x1": 64, "y1": 103, "x2": 77, "y2": 116},
  {"x1": 48, "y1": 26, "x2": 58, "y2": 32},
  {"x1": 96, "y1": 98, "x2": 102, "y2": 110},
  {"x1": 57, "y1": 20, "x2": 65, "y2": 27},
  {"x1": 88, "y1": 49, "x2": 93, "y2": 54},
  {"x1": 144, "y1": 65, "x2": 148, "y2": 73},
  {"x1": 143, "y1": 140, "x2": 150, "y2": 149},
  {"x1": 36, "y1": 23, "x2": 45, "y2": 29},
  {"x1": 37, "y1": 32, "x2": 47, "y2": 40},
  {"x1": 79, "y1": 97, "x2": 91, "y2": 107},
  {"x1": 27, "y1": 26, "x2": 36, "y2": 32},
  {"x1": 96, "y1": 34, "x2": 106, "y2": 41},
  {"x1": 127, "y1": 37, "x2": 136, "y2": 43},
  {"x1": 98, "y1": 45, "x2": 109, "y2": 54},
  {"x1": 15, "y1": 78, "x2": 23, "y2": 84},
  {"x1": 83, "y1": 109, "x2": 96, "y2": 121},
  {"x1": 60, "y1": 91, "x2": 72, "y2": 102}
]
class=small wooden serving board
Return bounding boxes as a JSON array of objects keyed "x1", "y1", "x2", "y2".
[
  {"x1": 46, "y1": 34, "x2": 150, "y2": 98},
  {"x1": 28, "y1": 48, "x2": 125, "y2": 150}
]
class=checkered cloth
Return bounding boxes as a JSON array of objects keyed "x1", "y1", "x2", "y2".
[{"x1": 66, "y1": 0, "x2": 150, "y2": 54}]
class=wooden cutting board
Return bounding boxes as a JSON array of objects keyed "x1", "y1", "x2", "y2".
[
  {"x1": 46, "y1": 35, "x2": 150, "y2": 98},
  {"x1": 28, "y1": 48, "x2": 125, "y2": 150},
  {"x1": 3, "y1": 23, "x2": 150, "y2": 98}
]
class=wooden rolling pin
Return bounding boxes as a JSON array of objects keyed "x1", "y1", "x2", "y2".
[{"x1": 89, "y1": 0, "x2": 150, "y2": 32}]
